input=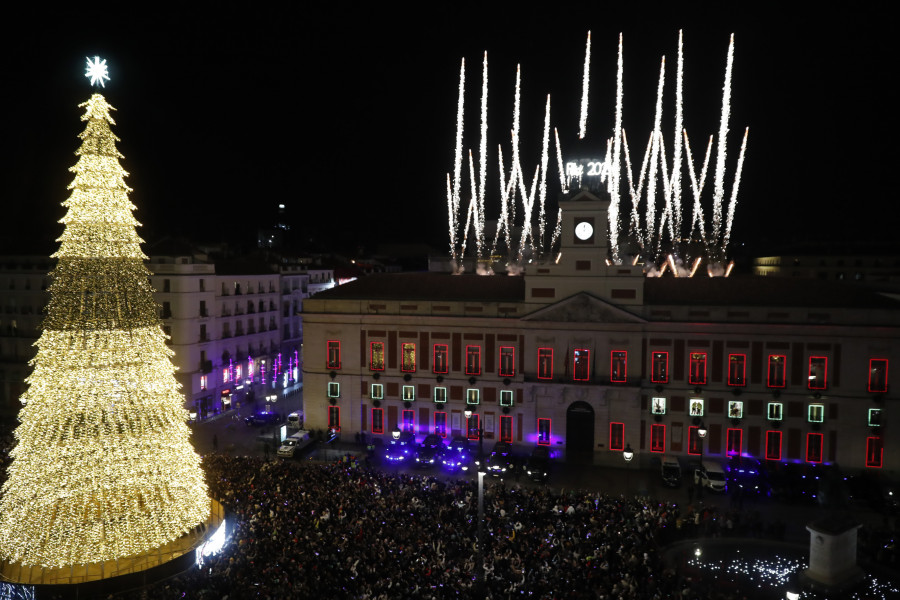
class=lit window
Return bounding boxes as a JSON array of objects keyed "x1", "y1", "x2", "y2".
[
  {"x1": 573, "y1": 349, "x2": 591, "y2": 381},
  {"x1": 370, "y1": 342, "x2": 384, "y2": 371},
  {"x1": 235, "y1": 364, "x2": 243, "y2": 381},
  {"x1": 609, "y1": 422, "x2": 625, "y2": 451},
  {"x1": 467, "y1": 413, "x2": 480, "y2": 440},
  {"x1": 808, "y1": 356, "x2": 827, "y2": 390},
  {"x1": 402, "y1": 409, "x2": 414, "y2": 432},
  {"x1": 650, "y1": 424, "x2": 665, "y2": 453},
  {"x1": 765, "y1": 431, "x2": 782, "y2": 461},
  {"x1": 806, "y1": 433, "x2": 823, "y2": 463},
  {"x1": 866, "y1": 437, "x2": 883, "y2": 468},
  {"x1": 434, "y1": 387, "x2": 447, "y2": 403},
  {"x1": 689, "y1": 352, "x2": 707, "y2": 385},
  {"x1": 651, "y1": 351, "x2": 668, "y2": 383},
  {"x1": 222, "y1": 367, "x2": 230, "y2": 384},
  {"x1": 688, "y1": 426, "x2": 702, "y2": 455},
  {"x1": 767, "y1": 355, "x2": 786, "y2": 388},
  {"x1": 372, "y1": 408, "x2": 384, "y2": 434},
  {"x1": 499, "y1": 346, "x2": 516, "y2": 377},
  {"x1": 328, "y1": 406, "x2": 340, "y2": 431},
  {"x1": 727, "y1": 354, "x2": 746, "y2": 386},
  {"x1": 767, "y1": 402, "x2": 783, "y2": 421},
  {"x1": 869, "y1": 358, "x2": 888, "y2": 393},
  {"x1": 728, "y1": 401, "x2": 743, "y2": 419},
  {"x1": 726, "y1": 428, "x2": 742, "y2": 456},
  {"x1": 466, "y1": 389, "x2": 480, "y2": 405},
  {"x1": 651, "y1": 397, "x2": 666, "y2": 415},
  {"x1": 537, "y1": 418, "x2": 551, "y2": 446},
  {"x1": 537, "y1": 348, "x2": 553, "y2": 380},
  {"x1": 433, "y1": 344, "x2": 449, "y2": 374},
  {"x1": 808, "y1": 404, "x2": 824, "y2": 423},
  {"x1": 401, "y1": 343, "x2": 416, "y2": 372},
  {"x1": 326, "y1": 340, "x2": 341, "y2": 369},
  {"x1": 402, "y1": 385, "x2": 415, "y2": 401},
  {"x1": 868, "y1": 408, "x2": 882, "y2": 427},
  {"x1": 689, "y1": 398, "x2": 704, "y2": 417},
  {"x1": 328, "y1": 382, "x2": 340, "y2": 398},
  {"x1": 499, "y1": 415, "x2": 513, "y2": 443},
  {"x1": 465, "y1": 345, "x2": 482, "y2": 376},
  {"x1": 434, "y1": 412, "x2": 447, "y2": 437},
  {"x1": 200, "y1": 375, "x2": 207, "y2": 390},
  {"x1": 610, "y1": 350, "x2": 627, "y2": 383},
  {"x1": 370, "y1": 384, "x2": 383, "y2": 400},
  {"x1": 499, "y1": 389, "x2": 514, "y2": 407}
]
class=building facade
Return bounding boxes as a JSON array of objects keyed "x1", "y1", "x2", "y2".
[{"x1": 302, "y1": 191, "x2": 899, "y2": 471}]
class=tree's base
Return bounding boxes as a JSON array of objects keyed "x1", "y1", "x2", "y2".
[{"x1": 0, "y1": 499, "x2": 224, "y2": 598}]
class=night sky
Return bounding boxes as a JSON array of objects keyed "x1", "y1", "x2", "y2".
[{"x1": 1, "y1": 4, "x2": 895, "y2": 257}]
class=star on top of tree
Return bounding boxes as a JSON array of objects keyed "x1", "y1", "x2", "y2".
[{"x1": 85, "y1": 56, "x2": 110, "y2": 88}]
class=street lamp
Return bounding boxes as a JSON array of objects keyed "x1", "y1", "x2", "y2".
[
  {"x1": 464, "y1": 409, "x2": 487, "y2": 594},
  {"x1": 392, "y1": 427, "x2": 401, "y2": 440},
  {"x1": 623, "y1": 443, "x2": 634, "y2": 462}
]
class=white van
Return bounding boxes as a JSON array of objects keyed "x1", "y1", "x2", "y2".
[
  {"x1": 694, "y1": 460, "x2": 728, "y2": 492},
  {"x1": 287, "y1": 411, "x2": 303, "y2": 430},
  {"x1": 277, "y1": 430, "x2": 313, "y2": 458}
]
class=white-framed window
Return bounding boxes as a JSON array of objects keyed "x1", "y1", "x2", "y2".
[
  {"x1": 370, "y1": 383, "x2": 383, "y2": 400},
  {"x1": 767, "y1": 402, "x2": 783, "y2": 421},
  {"x1": 327, "y1": 382, "x2": 340, "y2": 398},
  {"x1": 500, "y1": 390, "x2": 514, "y2": 407},
  {"x1": 689, "y1": 398, "x2": 704, "y2": 417},
  {"x1": 728, "y1": 401, "x2": 744, "y2": 419},
  {"x1": 434, "y1": 387, "x2": 447, "y2": 403},
  {"x1": 651, "y1": 397, "x2": 666, "y2": 415},
  {"x1": 868, "y1": 408, "x2": 882, "y2": 427},
  {"x1": 808, "y1": 404, "x2": 824, "y2": 423},
  {"x1": 402, "y1": 385, "x2": 415, "y2": 401},
  {"x1": 466, "y1": 389, "x2": 480, "y2": 405}
]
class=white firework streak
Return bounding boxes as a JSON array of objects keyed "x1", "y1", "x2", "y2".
[
  {"x1": 722, "y1": 127, "x2": 749, "y2": 248},
  {"x1": 459, "y1": 151, "x2": 476, "y2": 260},
  {"x1": 579, "y1": 30, "x2": 591, "y2": 139},
  {"x1": 469, "y1": 150, "x2": 483, "y2": 259},
  {"x1": 549, "y1": 207, "x2": 563, "y2": 251},
  {"x1": 508, "y1": 65, "x2": 522, "y2": 227},
  {"x1": 492, "y1": 144, "x2": 509, "y2": 258},
  {"x1": 446, "y1": 173, "x2": 457, "y2": 263},
  {"x1": 554, "y1": 128, "x2": 567, "y2": 192},
  {"x1": 608, "y1": 32, "x2": 625, "y2": 264},
  {"x1": 516, "y1": 163, "x2": 540, "y2": 262},
  {"x1": 538, "y1": 95, "x2": 551, "y2": 256},
  {"x1": 684, "y1": 131, "x2": 713, "y2": 244},
  {"x1": 478, "y1": 52, "x2": 489, "y2": 261},
  {"x1": 451, "y1": 58, "x2": 466, "y2": 262},
  {"x1": 711, "y1": 34, "x2": 735, "y2": 246},
  {"x1": 646, "y1": 57, "x2": 666, "y2": 257},
  {"x1": 658, "y1": 133, "x2": 676, "y2": 247},
  {"x1": 670, "y1": 30, "x2": 685, "y2": 244}
]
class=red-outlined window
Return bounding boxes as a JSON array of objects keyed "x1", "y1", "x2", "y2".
[
  {"x1": 688, "y1": 426, "x2": 702, "y2": 455},
  {"x1": 327, "y1": 340, "x2": 341, "y2": 369},
  {"x1": 465, "y1": 345, "x2": 482, "y2": 376},
  {"x1": 806, "y1": 432, "x2": 823, "y2": 463},
  {"x1": 808, "y1": 356, "x2": 827, "y2": 390},
  {"x1": 765, "y1": 431, "x2": 782, "y2": 460},
  {"x1": 537, "y1": 348, "x2": 553, "y2": 380},
  {"x1": 573, "y1": 349, "x2": 591, "y2": 381},
  {"x1": 650, "y1": 424, "x2": 665, "y2": 453},
  {"x1": 401, "y1": 343, "x2": 416, "y2": 373},
  {"x1": 434, "y1": 412, "x2": 447, "y2": 437},
  {"x1": 370, "y1": 341, "x2": 385, "y2": 371},
  {"x1": 866, "y1": 437, "x2": 883, "y2": 468},
  {"x1": 499, "y1": 347, "x2": 516, "y2": 377},
  {"x1": 466, "y1": 413, "x2": 480, "y2": 441},
  {"x1": 869, "y1": 358, "x2": 889, "y2": 393},
  {"x1": 651, "y1": 351, "x2": 669, "y2": 383},
  {"x1": 328, "y1": 406, "x2": 340, "y2": 432},
  {"x1": 433, "y1": 344, "x2": 449, "y2": 374},
  {"x1": 609, "y1": 422, "x2": 625, "y2": 451},
  {"x1": 726, "y1": 428, "x2": 742, "y2": 456},
  {"x1": 500, "y1": 415, "x2": 513, "y2": 443},
  {"x1": 402, "y1": 409, "x2": 415, "y2": 433},
  {"x1": 372, "y1": 408, "x2": 384, "y2": 434},
  {"x1": 537, "y1": 418, "x2": 551, "y2": 446},
  {"x1": 611, "y1": 350, "x2": 627, "y2": 383},
  {"x1": 689, "y1": 352, "x2": 707, "y2": 385},
  {"x1": 727, "y1": 354, "x2": 746, "y2": 386},
  {"x1": 767, "y1": 354, "x2": 786, "y2": 388}
]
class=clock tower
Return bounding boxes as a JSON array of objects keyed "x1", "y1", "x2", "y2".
[{"x1": 525, "y1": 188, "x2": 643, "y2": 305}]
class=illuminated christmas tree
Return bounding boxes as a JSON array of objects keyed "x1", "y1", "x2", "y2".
[{"x1": 0, "y1": 73, "x2": 209, "y2": 569}]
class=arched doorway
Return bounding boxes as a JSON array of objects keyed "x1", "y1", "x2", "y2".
[{"x1": 566, "y1": 401, "x2": 595, "y2": 462}]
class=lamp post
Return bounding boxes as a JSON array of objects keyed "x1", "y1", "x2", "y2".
[
  {"x1": 623, "y1": 443, "x2": 634, "y2": 462},
  {"x1": 464, "y1": 409, "x2": 486, "y2": 594}
]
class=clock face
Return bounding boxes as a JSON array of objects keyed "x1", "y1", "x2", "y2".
[{"x1": 575, "y1": 221, "x2": 594, "y2": 241}]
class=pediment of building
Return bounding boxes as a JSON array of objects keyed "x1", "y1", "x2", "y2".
[{"x1": 521, "y1": 292, "x2": 645, "y2": 324}]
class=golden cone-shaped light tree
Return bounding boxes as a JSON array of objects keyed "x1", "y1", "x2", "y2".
[{"x1": 0, "y1": 93, "x2": 209, "y2": 568}]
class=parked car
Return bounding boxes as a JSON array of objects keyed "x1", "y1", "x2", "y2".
[
  {"x1": 660, "y1": 456, "x2": 682, "y2": 488},
  {"x1": 442, "y1": 436, "x2": 473, "y2": 472},
  {"x1": 525, "y1": 445, "x2": 551, "y2": 483},
  {"x1": 277, "y1": 430, "x2": 314, "y2": 458},
  {"x1": 694, "y1": 460, "x2": 728, "y2": 492},
  {"x1": 415, "y1": 434, "x2": 445, "y2": 468},
  {"x1": 245, "y1": 411, "x2": 281, "y2": 426},
  {"x1": 384, "y1": 431, "x2": 417, "y2": 463},
  {"x1": 486, "y1": 442, "x2": 515, "y2": 477}
]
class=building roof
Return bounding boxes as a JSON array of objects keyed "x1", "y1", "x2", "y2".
[
  {"x1": 314, "y1": 272, "x2": 525, "y2": 302},
  {"x1": 644, "y1": 276, "x2": 900, "y2": 309}
]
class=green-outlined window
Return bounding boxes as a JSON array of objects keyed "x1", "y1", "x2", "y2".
[
  {"x1": 689, "y1": 398, "x2": 704, "y2": 417},
  {"x1": 808, "y1": 404, "x2": 825, "y2": 423},
  {"x1": 500, "y1": 389, "x2": 514, "y2": 407},
  {"x1": 370, "y1": 383, "x2": 383, "y2": 400},
  {"x1": 402, "y1": 385, "x2": 415, "y2": 401},
  {"x1": 651, "y1": 397, "x2": 666, "y2": 415},
  {"x1": 434, "y1": 387, "x2": 447, "y2": 403},
  {"x1": 327, "y1": 382, "x2": 340, "y2": 398},
  {"x1": 868, "y1": 408, "x2": 882, "y2": 427},
  {"x1": 767, "y1": 402, "x2": 783, "y2": 421},
  {"x1": 466, "y1": 389, "x2": 480, "y2": 405},
  {"x1": 728, "y1": 401, "x2": 744, "y2": 419}
]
